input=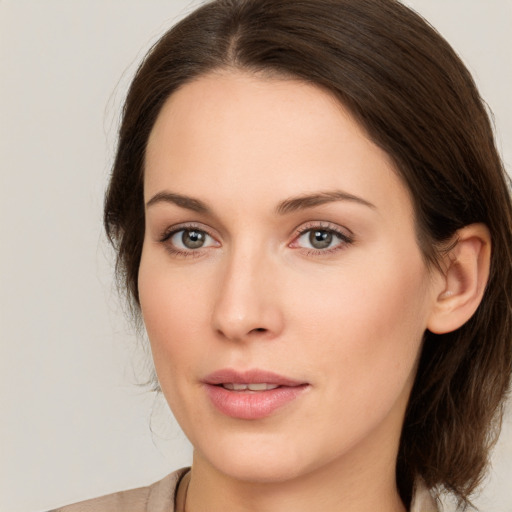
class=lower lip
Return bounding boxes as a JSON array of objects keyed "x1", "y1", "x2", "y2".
[{"x1": 204, "y1": 384, "x2": 308, "y2": 420}]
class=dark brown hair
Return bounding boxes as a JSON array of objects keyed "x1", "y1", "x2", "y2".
[{"x1": 104, "y1": 0, "x2": 512, "y2": 508}]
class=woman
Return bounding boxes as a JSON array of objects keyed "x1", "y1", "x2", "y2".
[{"x1": 53, "y1": 0, "x2": 512, "y2": 510}]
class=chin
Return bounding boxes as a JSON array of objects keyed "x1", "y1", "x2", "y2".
[
  {"x1": 192, "y1": 429, "x2": 329, "y2": 484},
  {"x1": 212, "y1": 454, "x2": 309, "y2": 484}
]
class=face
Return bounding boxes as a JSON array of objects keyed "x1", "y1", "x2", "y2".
[{"x1": 139, "y1": 71, "x2": 438, "y2": 484}]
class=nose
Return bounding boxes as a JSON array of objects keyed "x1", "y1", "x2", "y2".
[{"x1": 211, "y1": 247, "x2": 284, "y2": 342}]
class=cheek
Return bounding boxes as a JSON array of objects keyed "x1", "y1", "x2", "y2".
[
  {"x1": 138, "y1": 250, "x2": 209, "y2": 384},
  {"x1": 287, "y1": 250, "x2": 430, "y2": 393}
]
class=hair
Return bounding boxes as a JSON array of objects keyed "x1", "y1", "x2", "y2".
[{"x1": 104, "y1": 0, "x2": 512, "y2": 508}]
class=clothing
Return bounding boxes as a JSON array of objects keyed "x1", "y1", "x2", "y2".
[
  {"x1": 49, "y1": 467, "x2": 438, "y2": 512},
  {"x1": 48, "y1": 469, "x2": 187, "y2": 512}
]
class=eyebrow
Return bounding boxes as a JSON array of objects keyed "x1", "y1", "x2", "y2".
[
  {"x1": 276, "y1": 190, "x2": 376, "y2": 214},
  {"x1": 145, "y1": 189, "x2": 375, "y2": 215},
  {"x1": 146, "y1": 191, "x2": 210, "y2": 213}
]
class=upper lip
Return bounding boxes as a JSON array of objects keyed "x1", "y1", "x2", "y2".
[{"x1": 203, "y1": 369, "x2": 306, "y2": 387}]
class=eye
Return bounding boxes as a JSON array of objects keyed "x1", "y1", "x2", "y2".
[
  {"x1": 172, "y1": 229, "x2": 211, "y2": 249},
  {"x1": 161, "y1": 226, "x2": 219, "y2": 254},
  {"x1": 290, "y1": 223, "x2": 353, "y2": 253},
  {"x1": 303, "y1": 229, "x2": 336, "y2": 249}
]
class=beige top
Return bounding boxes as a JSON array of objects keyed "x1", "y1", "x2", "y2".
[{"x1": 49, "y1": 467, "x2": 438, "y2": 512}]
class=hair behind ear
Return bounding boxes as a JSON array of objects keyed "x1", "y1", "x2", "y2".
[{"x1": 398, "y1": 222, "x2": 511, "y2": 506}]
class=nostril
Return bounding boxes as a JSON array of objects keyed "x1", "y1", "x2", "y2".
[{"x1": 252, "y1": 328, "x2": 267, "y2": 333}]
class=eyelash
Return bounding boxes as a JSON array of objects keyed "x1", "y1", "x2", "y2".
[{"x1": 158, "y1": 222, "x2": 354, "y2": 258}]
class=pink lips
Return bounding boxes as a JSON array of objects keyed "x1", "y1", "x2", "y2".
[{"x1": 203, "y1": 369, "x2": 309, "y2": 420}]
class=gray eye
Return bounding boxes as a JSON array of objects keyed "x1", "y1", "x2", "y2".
[
  {"x1": 168, "y1": 227, "x2": 218, "y2": 253},
  {"x1": 182, "y1": 229, "x2": 207, "y2": 249},
  {"x1": 309, "y1": 230, "x2": 333, "y2": 249}
]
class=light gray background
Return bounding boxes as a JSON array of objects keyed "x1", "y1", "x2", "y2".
[{"x1": 1, "y1": 1, "x2": 511, "y2": 511}]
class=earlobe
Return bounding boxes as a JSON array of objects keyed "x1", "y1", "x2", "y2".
[{"x1": 427, "y1": 223, "x2": 491, "y2": 334}]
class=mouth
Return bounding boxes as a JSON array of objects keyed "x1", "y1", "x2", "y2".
[
  {"x1": 203, "y1": 369, "x2": 309, "y2": 419},
  {"x1": 220, "y1": 383, "x2": 281, "y2": 391}
]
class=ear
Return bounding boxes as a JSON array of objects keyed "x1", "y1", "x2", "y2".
[{"x1": 427, "y1": 223, "x2": 491, "y2": 334}]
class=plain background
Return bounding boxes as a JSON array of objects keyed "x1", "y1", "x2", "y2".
[{"x1": 1, "y1": 1, "x2": 511, "y2": 511}]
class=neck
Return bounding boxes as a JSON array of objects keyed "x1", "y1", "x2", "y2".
[{"x1": 184, "y1": 441, "x2": 406, "y2": 512}]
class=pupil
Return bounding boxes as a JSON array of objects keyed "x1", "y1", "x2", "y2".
[
  {"x1": 183, "y1": 230, "x2": 205, "y2": 249},
  {"x1": 310, "y1": 230, "x2": 332, "y2": 249}
]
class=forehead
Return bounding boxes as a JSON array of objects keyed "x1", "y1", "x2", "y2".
[
  {"x1": 146, "y1": 70, "x2": 370, "y2": 165},
  {"x1": 144, "y1": 71, "x2": 412, "y2": 220}
]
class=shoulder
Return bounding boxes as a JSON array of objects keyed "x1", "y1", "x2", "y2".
[
  {"x1": 410, "y1": 478, "x2": 439, "y2": 512},
  {"x1": 47, "y1": 468, "x2": 190, "y2": 512}
]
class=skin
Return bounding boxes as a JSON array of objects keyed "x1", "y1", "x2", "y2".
[{"x1": 139, "y1": 71, "x2": 445, "y2": 512}]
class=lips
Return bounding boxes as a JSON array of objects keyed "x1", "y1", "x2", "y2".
[{"x1": 203, "y1": 369, "x2": 309, "y2": 420}]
